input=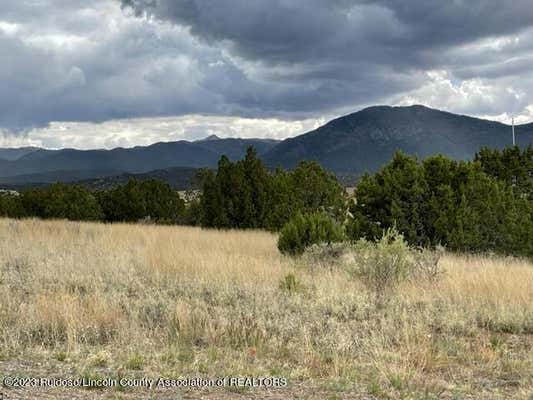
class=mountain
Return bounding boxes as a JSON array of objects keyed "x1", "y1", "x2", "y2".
[
  {"x1": 194, "y1": 137, "x2": 280, "y2": 160},
  {"x1": 1, "y1": 105, "x2": 532, "y2": 188},
  {"x1": 76, "y1": 167, "x2": 201, "y2": 191},
  {"x1": 0, "y1": 137, "x2": 279, "y2": 185},
  {"x1": 0, "y1": 141, "x2": 218, "y2": 178},
  {"x1": 517, "y1": 122, "x2": 533, "y2": 137},
  {"x1": 199, "y1": 134, "x2": 221, "y2": 141},
  {"x1": 0, "y1": 147, "x2": 40, "y2": 161},
  {"x1": 263, "y1": 105, "x2": 533, "y2": 175},
  {"x1": 0, "y1": 169, "x2": 122, "y2": 186}
]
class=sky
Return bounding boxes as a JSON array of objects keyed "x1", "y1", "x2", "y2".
[{"x1": 1, "y1": 0, "x2": 533, "y2": 149}]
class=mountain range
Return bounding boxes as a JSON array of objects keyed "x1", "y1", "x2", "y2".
[
  {"x1": 0, "y1": 136, "x2": 279, "y2": 187},
  {"x1": 1, "y1": 105, "x2": 531, "y2": 188},
  {"x1": 0, "y1": 147, "x2": 40, "y2": 161}
]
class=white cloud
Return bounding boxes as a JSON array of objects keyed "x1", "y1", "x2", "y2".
[
  {"x1": 393, "y1": 70, "x2": 532, "y2": 124},
  {"x1": 0, "y1": 115, "x2": 326, "y2": 149},
  {"x1": 0, "y1": 21, "x2": 20, "y2": 36}
]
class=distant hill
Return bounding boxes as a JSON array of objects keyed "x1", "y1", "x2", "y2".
[
  {"x1": 0, "y1": 147, "x2": 40, "y2": 161},
  {"x1": 0, "y1": 169, "x2": 122, "y2": 186},
  {"x1": 76, "y1": 167, "x2": 201, "y2": 191},
  {"x1": 0, "y1": 141, "x2": 219, "y2": 178},
  {"x1": 263, "y1": 105, "x2": 533, "y2": 175},
  {"x1": 0, "y1": 137, "x2": 278, "y2": 186},
  {"x1": 194, "y1": 137, "x2": 280, "y2": 160}
]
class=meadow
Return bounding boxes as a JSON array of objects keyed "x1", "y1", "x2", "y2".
[{"x1": 0, "y1": 218, "x2": 532, "y2": 399}]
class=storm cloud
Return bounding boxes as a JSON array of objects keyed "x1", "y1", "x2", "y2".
[{"x1": 1, "y1": 0, "x2": 533, "y2": 147}]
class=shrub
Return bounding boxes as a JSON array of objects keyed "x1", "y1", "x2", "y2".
[
  {"x1": 124, "y1": 352, "x2": 144, "y2": 370},
  {"x1": 350, "y1": 229, "x2": 413, "y2": 297},
  {"x1": 350, "y1": 229, "x2": 444, "y2": 299},
  {"x1": 54, "y1": 351, "x2": 68, "y2": 362},
  {"x1": 87, "y1": 350, "x2": 111, "y2": 367},
  {"x1": 278, "y1": 273, "x2": 303, "y2": 294},
  {"x1": 0, "y1": 192, "x2": 25, "y2": 218},
  {"x1": 302, "y1": 242, "x2": 352, "y2": 269},
  {"x1": 412, "y1": 245, "x2": 445, "y2": 282},
  {"x1": 277, "y1": 212, "x2": 345, "y2": 255}
]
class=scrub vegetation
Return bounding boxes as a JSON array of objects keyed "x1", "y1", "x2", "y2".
[{"x1": 1, "y1": 218, "x2": 532, "y2": 399}]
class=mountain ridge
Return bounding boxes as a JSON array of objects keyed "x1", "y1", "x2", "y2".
[
  {"x1": 0, "y1": 137, "x2": 279, "y2": 180},
  {"x1": 263, "y1": 104, "x2": 532, "y2": 174},
  {"x1": 1, "y1": 105, "x2": 531, "y2": 187},
  {"x1": 0, "y1": 147, "x2": 40, "y2": 161}
]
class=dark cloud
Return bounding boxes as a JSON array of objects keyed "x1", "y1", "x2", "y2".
[
  {"x1": 1, "y1": 0, "x2": 533, "y2": 139},
  {"x1": 117, "y1": 0, "x2": 533, "y2": 121},
  {"x1": 121, "y1": 0, "x2": 533, "y2": 65},
  {"x1": 365, "y1": 1, "x2": 533, "y2": 46},
  {"x1": 0, "y1": 2, "x2": 234, "y2": 132}
]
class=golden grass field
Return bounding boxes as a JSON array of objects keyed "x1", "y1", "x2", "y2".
[{"x1": 0, "y1": 218, "x2": 532, "y2": 399}]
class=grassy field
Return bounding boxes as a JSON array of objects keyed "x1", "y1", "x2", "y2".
[{"x1": 0, "y1": 218, "x2": 532, "y2": 399}]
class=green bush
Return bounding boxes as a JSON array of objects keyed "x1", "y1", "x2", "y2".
[
  {"x1": 0, "y1": 193, "x2": 25, "y2": 218},
  {"x1": 350, "y1": 229, "x2": 413, "y2": 297},
  {"x1": 277, "y1": 212, "x2": 345, "y2": 255},
  {"x1": 349, "y1": 229, "x2": 443, "y2": 299}
]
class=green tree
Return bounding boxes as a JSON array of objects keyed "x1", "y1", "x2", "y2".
[
  {"x1": 98, "y1": 179, "x2": 185, "y2": 223},
  {"x1": 476, "y1": 146, "x2": 533, "y2": 199},
  {"x1": 240, "y1": 147, "x2": 272, "y2": 228},
  {"x1": 278, "y1": 212, "x2": 345, "y2": 255},
  {"x1": 266, "y1": 161, "x2": 346, "y2": 230},
  {"x1": 200, "y1": 151, "x2": 346, "y2": 231},
  {"x1": 422, "y1": 156, "x2": 462, "y2": 245},
  {"x1": 349, "y1": 152, "x2": 427, "y2": 245},
  {"x1": 350, "y1": 151, "x2": 533, "y2": 258},
  {"x1": 290, "y1": 161, "x2": 346, "y2": 218},
  {"x1": 265, "y1": 168, "x2": 294, "y2": 230},
  {"x1": 140, "y1": 180, "x2": 185, "y2": 223},
  {"x1": 97, "y1": 180, "x2": 146, "y2": 222},
  {"x1": 448, "y1": 167, "x2": 532, "y2": 256},
  {"x1": 21, "y1": 183, "x2": 103, "y2": 221},
  {"x1": 199, "y1": 168, "x2": 228, "y2": 228},
  {"x1": 200, "y1": 147, "x2": 274, "y2": 229},
  {"x1": 0, "y1": 192, "x2": 25, "y2": 218}
]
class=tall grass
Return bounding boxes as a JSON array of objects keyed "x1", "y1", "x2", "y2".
[{"x1": 0, "y1": 218, "x2": 532, "y2": 398}]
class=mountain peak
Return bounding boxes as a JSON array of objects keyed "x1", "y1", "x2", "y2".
[
  {"x1": 264, "y1": 104, "x2": 532, "y2": 174},
  {"x1": 198, "y1": 134, "x2": 222, "y2": 141},
  {"x1": 360, "y1": 104, "x2": 433, "y2": 113}
]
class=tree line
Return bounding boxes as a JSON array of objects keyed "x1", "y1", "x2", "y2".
[
  {"x1": 0, "y1": 147, "x2": 346, "y2": 228},
  {"x1": 1, "y1": 145, "x2": 531, "y2": 257},
  {"x1": 348, "y1": 149, "x2": 532, "y2": 257},
  {"x1": 0, "y1": 180, "x2": 187, "y2": 224}
]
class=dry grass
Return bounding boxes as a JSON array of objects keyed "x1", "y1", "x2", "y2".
[{"x1": 0, "y1": 218, "x2": 532, "y2": 399}]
